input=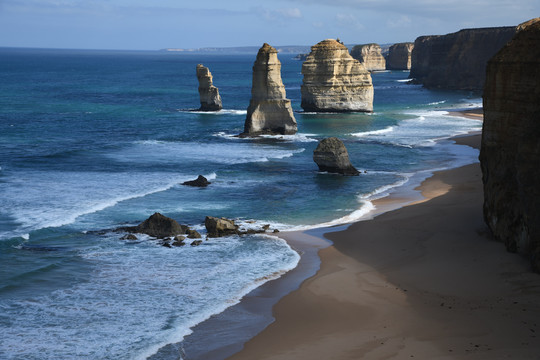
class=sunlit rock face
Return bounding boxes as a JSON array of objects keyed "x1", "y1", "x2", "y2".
[
  {"x1": 196, "y1": 64, "x2": 222, "y2": 111},
  {"x1": 242, "y1": 43, "x2": 297, "y2": 136},
  {"x1": 301, "y1": 39, "x2": 373, "y2": 113},
  {"x1": 350, "y1": 43, "x2": 386, "y2": 71}
]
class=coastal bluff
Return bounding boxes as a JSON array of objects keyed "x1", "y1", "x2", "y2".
[
  {"x1": 410, "y1": 26, "x2": 516, "y2": 90},
  {"x1": 242, "y1": 43, "x2": 297, "y2": 136},
  {"x1": 480, "y1": 18, "x2": 540, "y2": 271},
  {"x1": 350, "y1": 43, "x2": 386, "y2": 71},
  {"x1": 386, "y1": 42, "x2": 414, "y2": 70},
  {"x1": 196, "y1": 64, "x2": 222, "y2": 111},
  {"x1": 301, "y1": 39, "x2": 373, "y2": 112}
]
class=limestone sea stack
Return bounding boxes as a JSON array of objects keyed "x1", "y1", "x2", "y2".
[
  {"x1": 196, "y1": 64, "x2": 222, "y2": 111},
  {"x1": 242, "y1": 43, "x2": 297, "y2": 136},
  {"x1": 301, "y1": 39, "x2": 374, "y2": 112},
  {"x1": 480, "y1": 18, "x2": 540, "y2": 271},
  {"x1": 410, "y1": 26, "x2": 516, "y2": 90},
  {"x1": 350, "y1": 43, "x2": 386, "y2": 71},
  {"x1": 386, "y1": 42, "x2": 414, "y2": 70},
  {"x1": 313, "y1": 137, "x2": 359, "y2": 176}
]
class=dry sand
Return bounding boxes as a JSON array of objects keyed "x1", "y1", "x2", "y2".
[{"x1": 228, "y1": 134, "x2": 540, "y2": 360}]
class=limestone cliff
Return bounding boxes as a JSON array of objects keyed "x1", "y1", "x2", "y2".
[
  {"x1": 301, "y1": 39, "x2": 373, "y2": 113},
  {"x1": 350, "y1": 43, "x2": 386, "y2": 71},
  {"x1": 386, "y1": 42, "x2": 414, "y2": 70},
  {"x1": 480, "y1": 18, "x2": 540, "y2": 271},
  {"x1": 410, "y1": 26, "x2": 516, "y2": 90},
  {"x1": 196, "y1": 64, "x2": 222, "y2": 111},
  {"x1": 242, "y1": 43, "x2": 297, "y2": 136}
]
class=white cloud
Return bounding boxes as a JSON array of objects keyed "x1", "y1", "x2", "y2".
[
  {"x1": 387, "y1": 15, "x2": 412, "y2": 28},
  {"x1": 335, "y1": 13, "x2": 364, "y2": 30},
  {"x1": 254, "y1": 7, "x2": 302, "y2": 21}
]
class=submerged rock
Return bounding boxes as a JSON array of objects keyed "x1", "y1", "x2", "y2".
[
  {"x1": 301, "y1": 39, "x2": 373, "y2": 112},
  {"x1": 205, "y1": 216, "x2": 239, "y2": 238},
  {"x1": 313, "y1": 137, "x2": 359, "y2": 176},
  {"x1": 350, "y1": 43, "x2": 386, "y2": 71},
  {"x1": 196, "y1": 64, "x2": 223, "y2": 111},
  {"x1": 242, "y1": 43, "x2": 297, "y2": 136},
  {"x1": 480, "y1": 18, "x2": 540, "y2": 271},
  {"x1": 182, "y1": 175, "x2": 211, "y2": 187},
  {"x1": 386, "y1": 42, "x2": 414, "y2": 70}
]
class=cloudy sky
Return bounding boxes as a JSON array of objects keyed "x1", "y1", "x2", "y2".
[{"x1": 0, "y1": 0, "x2": 537, "y2": 50}]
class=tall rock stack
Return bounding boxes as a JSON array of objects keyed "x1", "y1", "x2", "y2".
[
  {"x1": 301, "y1": 39, "x2": 374, "y2": 113},
  {"x1": 350, "y1": 43, "x2": 386, "y2": 71},
  {"x1": 242, "y1": 43, "x2": 297, "y2": 136},
  {"x1": 410, "y1": 26, "x2": 516, "y2": 90},
  {"x1": 196, "y1": 64, "x2": 222, "y2": 111},
  {"x1": 386, "y1": 42, "x2": 414, "y2": 70},
  {"x1": 480, "y1": 18, "x2": 540, "y2": 271}
]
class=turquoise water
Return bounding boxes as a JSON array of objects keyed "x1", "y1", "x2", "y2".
[{"x1": 0, "y1": 48, "x2": 482, "y2": 359}]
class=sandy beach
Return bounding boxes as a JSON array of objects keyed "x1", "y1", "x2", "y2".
[{"x1": 227, "y1": 133, "x2": 540, "y2": 359}]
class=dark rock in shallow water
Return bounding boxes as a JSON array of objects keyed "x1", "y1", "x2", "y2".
[
  {"x1": 182, "y1": 175, "x2": 211, "y2": 187},
  {"x1": 120, "y1": 234, "x2": 138, "y2": 240},
  {"x1": 120, "y1": 212, "x2": 186, "y2": 238},
  {"x1": 205, "y1": 216, "x2": 239, "y2": 238},
  {"x1": 190, "y1": 240, "x2": 203, "y2": 246},
  {"x1": 480, "y1": 18, "x2": 540, "y2": 271},
  {"x1": 313, "y1": 137, "x2": 359, "y2": 176},
  {"x1": 186, "y1": 229, "x2": 202, "y2": 239}
]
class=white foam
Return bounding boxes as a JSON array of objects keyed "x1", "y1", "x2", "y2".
[
  {"x1": 182, "y1": 109, "x2": 247, "y2": 115},
  {"x1": 427, "y1": 100, "x2": 447, "y2": 105},
  {"x1": 359, "y1": 174, "x2": 412, "y2": 201},
  {"x1": 351, "y1": 126, "x2": 394, "y2": 137},
  {"x1": 108, "y1": 141, "x2": 304, "y2": 165},
  {"x1": 396, "y1": 78, "x2": 413, "y2": 83}
]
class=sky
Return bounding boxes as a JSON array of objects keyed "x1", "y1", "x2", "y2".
[{"x1": 0, "y1": 0, "x2": 538, "y2": 50}]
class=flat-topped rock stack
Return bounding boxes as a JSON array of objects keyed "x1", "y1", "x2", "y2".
[
  {"x1": 386, "y1": 42, "x2": 414, "y2": 70},
  {"x1": 350, "y1": 43, "x2": 386, "y2": 71},
  {"x1": 196, "y1": 64, "x2": 222, "y2": 111},
  {"x1": 480, "y1": 18, "x2": 540, "y2": 271},
  {"x1": 242, "y1": 43, "x2": 297, "y2": 136},
  {"x1": 301, "y1": 39, "x2": 373, "y2": 113}
]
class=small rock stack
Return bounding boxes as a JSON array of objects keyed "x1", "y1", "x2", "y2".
[{"x1": 196, "y1": 64, "x2": 223, "y2": 111}]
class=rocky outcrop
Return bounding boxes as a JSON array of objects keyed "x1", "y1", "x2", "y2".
[
  {"x1": 386, "y1": 42, "x2": 414, "y2": 70},
  {"x1": 410, "y1": 26, "x2": 516, "y2": 90},
  {"x1": 480, "y1": 18, "x2": 540, "y2": 271},
  {"x1": 242, "y1": 43, "x2": 297, "y2": 136},
  {"x1": 313, "y1": 137, "x2": 359, "y2": 176},
  {"x1": 121, "y1": 212, "x2": 187, "y2": 238},
  {"x1": 350, "y1": 43, "x2": 386, "y2": 71},
  {"x1": 205, "y1": 216, "x2": 239, "y2": 238},
  {"x1": 196, "y1": 64, "x2": 222, "y2": 111},
  {"x1": 182, "y1": 175, "x2": 211, "y2": 187},
  {"x1": 301, "y1": 39, "x2": 373, "y2": 112}
]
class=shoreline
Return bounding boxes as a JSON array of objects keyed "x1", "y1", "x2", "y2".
[
  {"x1": 227, "y1": 132, "x2": 540, "y2": 359},
  {"x1": 151, "y1": 130, "x2": 490, "y2": 359}
]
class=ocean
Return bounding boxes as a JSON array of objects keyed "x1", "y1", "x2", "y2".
[{"x1": 0, "y1": 47, "x2": 482, "y2": 359}]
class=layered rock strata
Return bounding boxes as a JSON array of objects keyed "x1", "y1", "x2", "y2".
[
  {"x1": 480, "y1": 18, "x2": 540, "y2": 271},
  {"x1": 350, "y1": 43, "x2": 386, "y2": 71},
  {"x1": 313, "y1": 137, "x2": 359, "y2": 176},
  {"x1": 386, "y1": 42, "x2": 414, "y2": 70},
  {"x1": 301, "y1": 39, "x2": 373, "y2": 112},
  {"x1": 410, "y1": 26, "x2": 516, "y2": 90},
  {"x1": 196, "y1": 64, "x2": 222, "y2": 111},
  {"x1": 242, "y1": 43, "x2": 297, "y2": 136}
]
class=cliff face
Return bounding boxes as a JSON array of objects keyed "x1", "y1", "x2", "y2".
[
  {"x1": 301, "y1": 39, "x2": 373, "y2": 113},
  {"x1": 350, "y1": 43, "x2": 386, "y2": 71},
  {"x1": 243, "y1": 43, "x2": 297, "y2": 136},
  {"x1": 410, "y1": 26, "x2": 516, "y2": 90},
  {"x1": 196, "y1": 64, "x2": 222, "y2": 111},
  {"x1": 480, "y1": 18, "x2": 540, "y2": 271},
  {"x1": 386, "y1": 42, "x2": 414, "y2": 70}
]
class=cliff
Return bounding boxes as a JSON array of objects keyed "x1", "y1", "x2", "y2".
[
  {"x1": 196, "y1": 64, "x2": 222, "y2": 111},
  {"x1": 480, "y1": 18, "x2": 540, "y2": 271},
  {"x1": 410, "y1": 26, "x2": 516, "y2": 90},
  {"x1": 242, "y1": 43, "x2": 297, "y2": 136},
  {"x1": 301, "y1": 39, "x2": 373, "y2": 112},
  {"x1": 386, "y1": 42, "x2": 414, "y2": 70},
  {"x1": 350, "y1": 43, "x2": 386, "y2": 71}
]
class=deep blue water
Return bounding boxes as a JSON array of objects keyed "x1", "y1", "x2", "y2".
[{"x1": 0, "y1": 47, "x2": 482, "y2": 359}]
